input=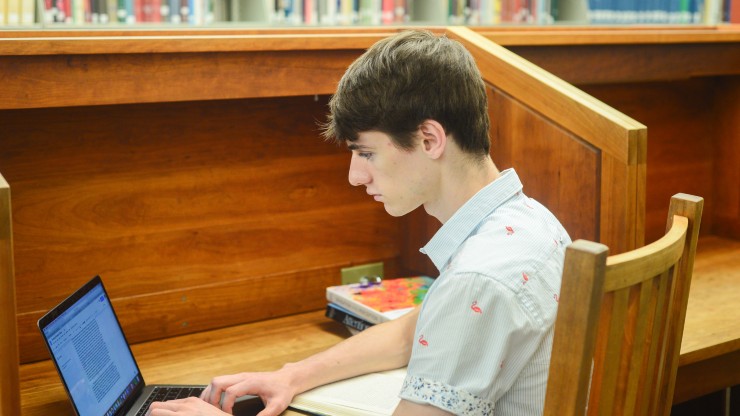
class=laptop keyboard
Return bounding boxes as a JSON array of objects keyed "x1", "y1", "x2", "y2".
[{"x1": 135, "y1": 386, "x2": 205, "y2": 416}]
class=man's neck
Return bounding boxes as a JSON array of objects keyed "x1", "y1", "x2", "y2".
[{"x1": 426, "y1": 154, "x2": 500, "y2": 224}]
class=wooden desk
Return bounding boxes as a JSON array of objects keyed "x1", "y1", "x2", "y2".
[
  {"x1": 673, "y1": 236, "x2": 740, "y2": 404},
  {"x1": 20, "y1": 238, "x2": 740, "y2": 414}
]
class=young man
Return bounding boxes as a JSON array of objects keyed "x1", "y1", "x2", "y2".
[{"x1": 147, "y1": 29, "x2": 570, "y2": 416}]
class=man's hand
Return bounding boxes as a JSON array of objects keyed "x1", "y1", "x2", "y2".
[
  {"x1": 200, "y1": 371, "x2": 295, "y2": 416},
  {"x1": 146, "y1": 396, "x2": 228, "y2": 416}
]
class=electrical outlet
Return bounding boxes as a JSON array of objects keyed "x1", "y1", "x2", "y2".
[{"x1": 340, "y1": 262, "x2": 384, "y2": 285}]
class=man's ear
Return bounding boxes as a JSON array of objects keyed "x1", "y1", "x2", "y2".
[{"x1": 418, "y1": 119, "x2": 447, "y2": 160}]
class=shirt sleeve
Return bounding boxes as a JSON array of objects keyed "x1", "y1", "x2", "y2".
[{"x1": 399, "y1": 272, "x2": 550, "y2": 415}]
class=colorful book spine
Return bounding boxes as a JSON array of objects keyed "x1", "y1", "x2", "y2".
[
  {"x1": 731, "y1": 0, "x2": 740, "y2": 22},
  {"x1": 20, "y1": 0, "x2": 34, "y2": 24},
  {"x1": 6, "y1": 0, "x2": 19, "y2": 24}
]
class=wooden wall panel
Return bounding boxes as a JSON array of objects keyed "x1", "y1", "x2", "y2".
[
  {"x1": 580, "y1": 79, "x2": 717, "y2": 244},
  {"x1": 488, "y1": 86, "x2": 601, "y2": 244},
  {"x1": 1, "y1": 96, "x2": 403, "y2": 363},
  {"x1": 0, "y1": 50, "x2": 361, "y2": 110},
  {"x1": 713, "y1": 77, "x2": 740, "y2": 240},
  {"x1": 507, "y1": 43, "x2": 740, "y2": 86},
  {"x1": 0, "y1": 175, "x2": 21, "y2": 416}
]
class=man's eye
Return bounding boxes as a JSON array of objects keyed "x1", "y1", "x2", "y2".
[{"x1": 359, "y1": 152, "x2": 373, "y2": 159}]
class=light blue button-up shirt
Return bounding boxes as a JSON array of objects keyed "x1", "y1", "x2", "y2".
[{"x1": 399, "y1": 169, "x2": 571, "y2": 416}]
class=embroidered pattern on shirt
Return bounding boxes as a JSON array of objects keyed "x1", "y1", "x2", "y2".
[
  {"x1": 470, "y1": 300, "x2": 482, "y2": 314},
  {"x1": 401, "y1": 375, "x2": 494, "y2": 416}
]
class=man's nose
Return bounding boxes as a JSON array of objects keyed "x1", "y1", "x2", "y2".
[{"x1": 348, "y1": 157, "x2": 371, "y2": 186}]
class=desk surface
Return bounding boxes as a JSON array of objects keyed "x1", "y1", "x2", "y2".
[
  {"x1": 19, "y1": 237, "x2": 740, "y2": 414},
  {"x1": 673, "y1": 235, "x2": 740, "y2": 403}
]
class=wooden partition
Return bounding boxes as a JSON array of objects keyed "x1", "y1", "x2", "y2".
[
  {"x1": 0, "y1": 174, "x2": 20, "y2": 416},
  {"x1": 448, "y1": 27, "x2": 647, "y2": 255}
]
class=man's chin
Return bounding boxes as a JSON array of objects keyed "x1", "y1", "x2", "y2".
[{"x1": 383, "y1": 204, "x2": 416, "y2": 218}]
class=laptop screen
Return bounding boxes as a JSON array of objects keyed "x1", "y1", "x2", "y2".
[{"x1": 39, "y1": 276, "x2": 144, "y2": 416}]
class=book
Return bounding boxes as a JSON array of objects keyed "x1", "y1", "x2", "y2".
[
  {"x1": 325, "y1": 302, "x2": 375, "y2": 333},
  {"x1": 326, "y1": 276, "x2": 434, "y2": 324},
  {"x1": 289, "y1": 367, "x2": 407, "y2": 416}
]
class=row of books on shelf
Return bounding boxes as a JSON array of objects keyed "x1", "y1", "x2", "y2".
[
  {"x1": 23, "y1": 0, "x2": 554, "y2": 26},
  {"x1": 2, "y1": 0, "x2": 739, "y2": 26},
  {"x1": 0, "y1": 0, "x2": 215, "y2": 24},
  {"x1": 324, "y1": 275, "x2": 434, "y2": 335},
  {"x1": 587, "y1": 0, "x2": 740, "y2": 24}
]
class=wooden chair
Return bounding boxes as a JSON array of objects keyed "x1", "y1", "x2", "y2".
[
  {"x1": 0, "y1": 173, "x2": 21, "y2": 416},
  {"x1": 544, "y1": 193, "x2": 704, "y2": 416}
]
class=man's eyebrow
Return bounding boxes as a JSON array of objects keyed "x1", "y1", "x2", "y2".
[{"x1": 347, "y1": 143, "x2": 369, "y2": 151}]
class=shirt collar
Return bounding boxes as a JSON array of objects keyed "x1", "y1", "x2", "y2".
[{"x1": 420, "y1": 168, "x2": 523, "y2": 272}]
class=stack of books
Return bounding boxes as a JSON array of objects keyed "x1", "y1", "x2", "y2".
[{"x1": 324, "y1": 276, "x2": 434, "y2": 334}]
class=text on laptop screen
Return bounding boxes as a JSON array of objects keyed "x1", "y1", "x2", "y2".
[{"x1": 42, "y1": 281, "x2": 141, "y2": 416}]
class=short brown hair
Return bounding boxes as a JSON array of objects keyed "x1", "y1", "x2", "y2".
[{"x1": 321, "y1": 30, "x2": 490, "y2": 156}]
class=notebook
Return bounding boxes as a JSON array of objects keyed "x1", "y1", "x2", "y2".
[{"x1": 38, "y1": 275, "x2": 265, "y2": 416}]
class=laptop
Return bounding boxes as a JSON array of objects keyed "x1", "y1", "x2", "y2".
[{"x1": 38, "y1": 275, "x2": 265, "y2": 416}]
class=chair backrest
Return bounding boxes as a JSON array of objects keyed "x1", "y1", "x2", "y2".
[
  {"x1": 0, "y1": 173, "x2": 21, "y2": 416},
  {"x1": 544, "y1": 193, "x2": 704, "y2": 416}
]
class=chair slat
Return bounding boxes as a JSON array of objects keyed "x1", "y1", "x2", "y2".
[
  {"x1": 597, "y1": 288, "x2": 630, "y2": 415},
  {"x1": 544, "y1": 240, "x2": 608, "y2": 416},
  {"x1": 623, "y1": 277, "x2": 654, "y2": 415},
  {"x1": 632, "y1": 276, "x2": 660, "y2": 414}
]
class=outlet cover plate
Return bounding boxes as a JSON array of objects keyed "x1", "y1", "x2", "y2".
[{"x1": 340, "y1": 262, "x2": 384, "y2": 285}]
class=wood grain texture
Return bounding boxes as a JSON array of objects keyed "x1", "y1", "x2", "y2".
[
  {"x1": 580, "y1": 79, "x2": 718, "y2": 245},
  {"x1": 506, "y1": 43, "x2": 740, "y2": 85},
  {"x1": 450, "y1": 27, "x2": 647, "y2": 255},
  {"x1": 0, "y1": 174, "x2": 21, "y2": 416},
  {"x1": 487, "y1": 86, "x2": 600, "y2": 243},
  {"x1": 448, "y1": 27, "x2": 646, "y2": 165},
  {"x1": 712, "y1": 77, "x2": 740, "y2": 240},
  {"x1": 679, "y1": 236, "x2": 740, "y2": 364},
  {"x1": 0, "y1": 50, "x2": 361, "y2": 109},
  {"x1": 1, "y1": 96, "x2": 403, "y2": 363},
  {"x1": 543, "y1": 240, "x2": 607, "y2": 416}
]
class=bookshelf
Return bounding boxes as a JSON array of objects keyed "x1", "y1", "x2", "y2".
[{"x1": 2, "y1": 0, "x2": 739, "y2": 28}]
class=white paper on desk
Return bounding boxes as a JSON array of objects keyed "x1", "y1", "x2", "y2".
[{"x1": 290, "y1": 368, "x2": 406, "y2": 416}]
